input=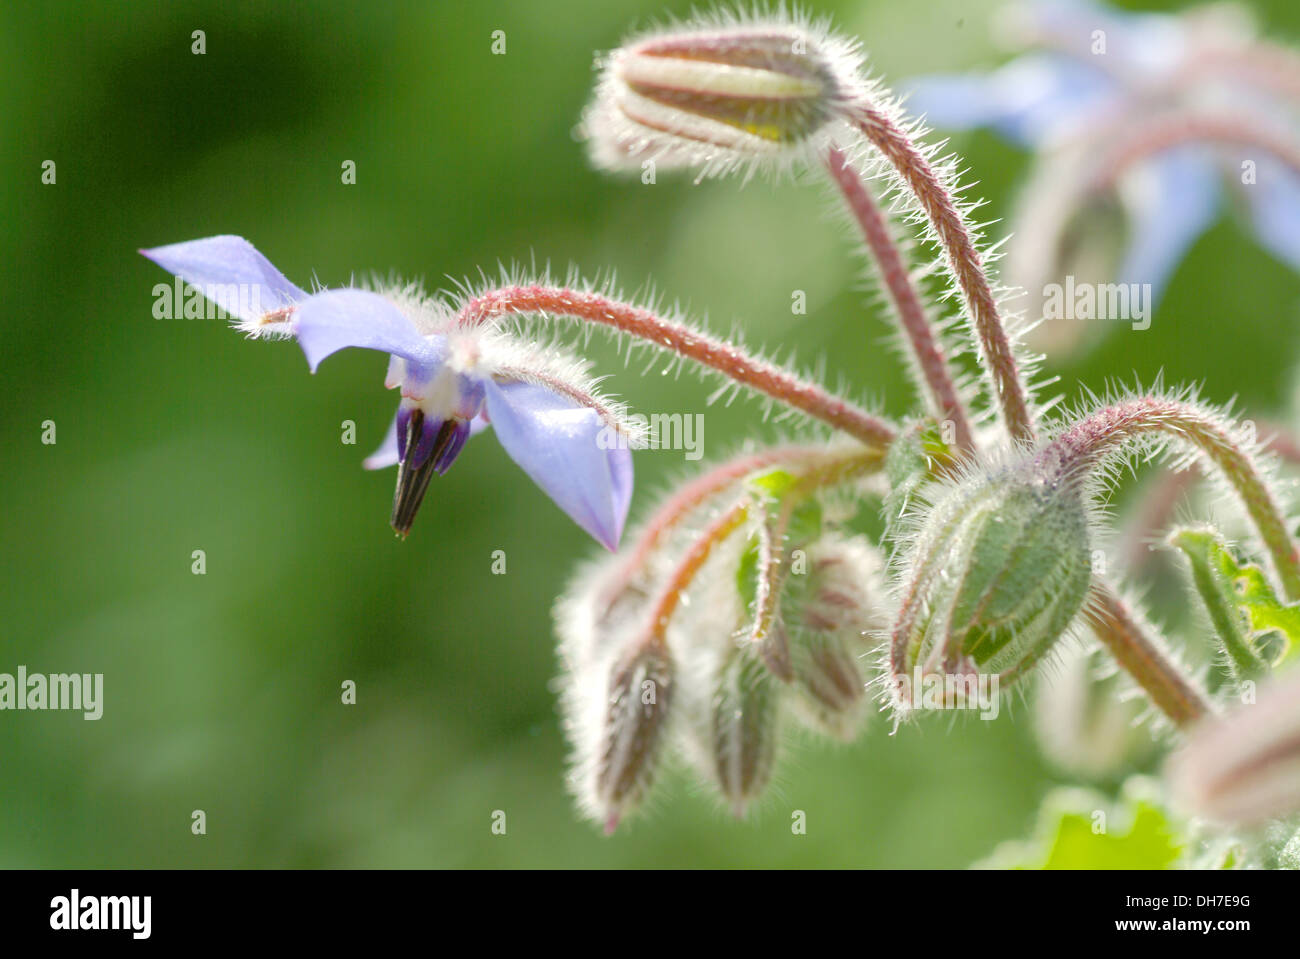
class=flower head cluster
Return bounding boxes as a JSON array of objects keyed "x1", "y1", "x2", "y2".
[
  {"x1": 556, "y1": 451, "x2": 886, "y2": 829},
  {"x1": 906, "y1": 0, "x2": 1300, "y2": 354}
]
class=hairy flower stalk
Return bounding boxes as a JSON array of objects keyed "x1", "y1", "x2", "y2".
[
  {"x1": 1088, "y1": 585, "x2": 1213, "y2": 727},
  {"x1": 594, "y1": 444, "x2": 874, "y2": 621},
  {"x1": 825, "y1": 146, "x2": 975, "y2": 453},
  {"x1": 455, "y1": 284, "x2": 896, "y2": 449},
  {"x1": 1086, "y1": 112, "x2": 1300, "y2": 195},
  {"x1": 1049, "y1": 396, "x2": 1300, "y2": 602},
  {"x1": 846, "y1": 103, "x2": 1036, "y2": 444},
  {"x1": 742, "y1": 453, "x2": 877, "y2": 677}
]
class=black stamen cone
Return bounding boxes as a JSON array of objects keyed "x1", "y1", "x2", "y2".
[{"x1": 391, "y1": 412, "x2": 460, "y2": 538}]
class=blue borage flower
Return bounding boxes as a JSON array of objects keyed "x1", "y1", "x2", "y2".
[
  {"x1": 141, "y1": 235, "x2": 636, "y2": 547},
  {"x1": 904, "y1": 0, "x2": 1300, "y2": 309}
]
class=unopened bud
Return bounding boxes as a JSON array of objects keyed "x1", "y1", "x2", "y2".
[
  {"x1": 583, "y1": 16, "x2": 865, "y2": 178},
  {"x1": 591, "y1": 642, "x2": 675, "y2": 833},
  {"x1": 1168, "y1": 670, "x2": 1300, "y2": 825},
  {"x1": 890, "y1": 460, "x2": 1092, "y2": 709},
  {"x1": 704, "y1": 646, "x2": 782, "y2": 817},
  {"x1": 785, "y1": 537, "x2": 880, "y2": 740},
  {"x1": 789, "y1": 629, "x2": 868, "y2": 741},
  {"x1": 1033, "y1": 641, "x2": 1152, "y2": 779}
]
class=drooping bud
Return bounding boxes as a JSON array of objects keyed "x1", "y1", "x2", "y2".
[
  {"x1": 702, "y1": 644, "x2": 783, "y2": 817},
  {"x1": 582, "y1": 16, "x2": 866, "y2": 179},
  {"x1": 1167, "y1": 670, "x2": 1300, "y2": 825},
  {"x1": 1032, "y1": 640, "x2": 1153, "y2": 780},
  {"x1": 785, "y1": 536, "x2": 882, "y2": 740},
  {"x1": 889, "y1": 457, "x2": 1093, "y2": 715},
  {"x1": 589, "y1": 641, "x2": 675, "y2": 833}
]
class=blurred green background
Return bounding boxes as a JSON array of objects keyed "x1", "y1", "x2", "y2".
[{"x1": 3, "y1": 0, "x2": 1299, "y2": 868}]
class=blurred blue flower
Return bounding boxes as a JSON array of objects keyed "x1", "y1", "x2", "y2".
[
  {"x1": 142, "y1": 235, "x2": 633, "y2": 546},
  {"x1": 904, "y1": 0, "x2": 1300, "y2": 311}
]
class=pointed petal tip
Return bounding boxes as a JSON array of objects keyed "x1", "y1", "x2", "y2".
[{"x1": 603, "y1": 813, "x2": 621, "y2": 836}]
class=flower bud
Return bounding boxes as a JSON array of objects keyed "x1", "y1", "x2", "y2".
[
  {"x1": 1167, "y1": 670, "x2": 1300, "y2": 825},
  {"x1": 890, "y1": 461, "x2": 1092, "y2": 708},
  {"x1": 582, "y1": 16, "x2": 865, "y2": 178},
  {"x1": 785, "y1": 536, "x2": 881, "y2": 740},
  {"x1": 789, "y1": 629, "x2": 869, "y2": 741},
  {"x1": 589, "y1": 642, "x2": 675, "y2": 833},
  {"x1": 703, "y1": 645, "x2": 782, "y2": 817},
  {"x1": 1032, "y1": 640, "x2": 1152, "y2": 780}
]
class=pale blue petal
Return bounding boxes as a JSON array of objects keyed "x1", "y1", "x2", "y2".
[
  {"x1": 483, "y1": 379, "x2": 633, "y2": 550},
  {"x1": 1117, "y1": 145, "x2": 1222, "y2": 300},
  {"x1": 905, "y1": 54, "x2": 1116, "y2": 147},
  {"x1": 140, "y1": 235, "x2": 306, "y2": 322},
  {"x1": 1245, "y1": 157, "x2": 1300, "y2": 272},
  {"x1": 363, "y1": 414, "x2": 400, "y2": 470},
  {"x1": 1028, "y1": 0, "x2": 1185, "y2": 79},
  {"x1": 291, "y1": 289, "x2": 441, "y2": 373}
]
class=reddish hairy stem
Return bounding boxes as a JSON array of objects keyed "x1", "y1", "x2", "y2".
[
  {"x1": 1088, "y1": 112, "x2": 1300, "y2": 193},
  {"x1": 597, "y1": 445, "x2": 836, "y2": 618},
  {"x1": 1090, "y1": 586, "x2": 1213, "y2": 727},
  {"x1": 825, "y1": 146, "x2": 975, "y2": 453},
  {"x1": 1169, "y1": 45, "x2": 1300, "y2": 104},
  {"x1": 641, "y1": 499, "x2": 751, "y2": 651},
  {"x1": 598, "y1": 444, "x2": 884, "y2": 621},
  {"x1": 1049, "y1": 396, "x2": 1300, "y2": 601},
  {"x1": 851, "y1": 107, "x2": 1036, "y2": 443},
  {"x1": 1120, "y1": 420, "x2": 1300, "y2": 575},
  {"x1": 635, "y1": 448, "x2": 882, "y2": 655},
  {"x1": 456, "y1": 285, "x2": 896, "y2": 448}
]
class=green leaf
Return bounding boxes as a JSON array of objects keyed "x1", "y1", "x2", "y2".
[
  {"x1": 980, "y1": 782, "x2": 1186, "y2": 870},
  {"x1": 734, "y1": 469, "x2": 823, "y2": 609},
  {"x1": 1169, "y1": 527, "x2": 1300, "y2": 677}
]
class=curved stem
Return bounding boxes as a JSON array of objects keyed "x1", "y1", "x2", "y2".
[
  {"x1": 850, "y1": 106, "x2": 1036, "y2": 443},
  {"x1": 1119, "y1": 419, "x2": 1300, "y2": 576},
  {"x1": 631, "y1": 446, "x2": 885, "y2": 657},
  {"x1": 825, "y1": 146, "x2": 975, "y2": 453},
  {"x1": 1049, "y1": 396, "x2": 1300, "y2": 601},
  {"x1": 456, "y1": 285, "x2": 897, "y2": 448},
  {"x1": 1087, "y1": 112, "x2": 1300, "y2": 193},
  {"x1": 598, "y1": 444, "x2": 885, "y2": 621},
  {"x1": 1089, "y1": 585, "x2": 1214, "y2": 727},
  {"x1": 640, "y1": 498, "x2": 751, "y2": 652},
  {"x1": 597, "y1": 444, "x2": 843, "y2": 618}
]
